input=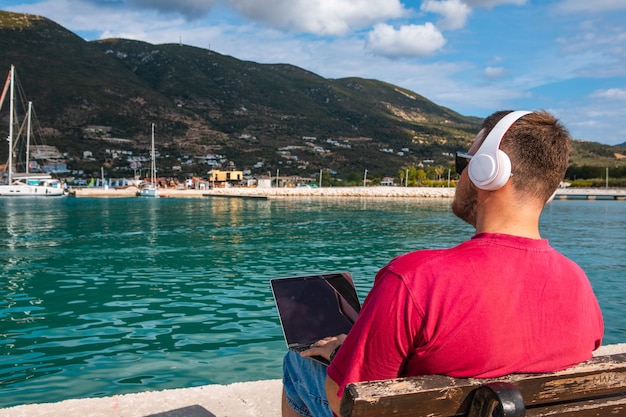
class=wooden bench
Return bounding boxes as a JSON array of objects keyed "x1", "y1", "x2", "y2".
[{"x1": 340, "y1": 352, "x2": 626, "y2": 417}]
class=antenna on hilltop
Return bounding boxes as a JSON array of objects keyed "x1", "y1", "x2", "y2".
[{"x1": 179, "y1": 36, "x2": 182, "y2": 47}]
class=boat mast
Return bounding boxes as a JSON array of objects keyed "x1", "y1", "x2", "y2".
[
  {"x1": 26, "y1": 101, "x2": 32, "y2": 174},
  {"x1": 7, "y1": 65, "x2": 15, "y2": 184},
  {"x1": 151, "y1": 123, "x2": 156, "y2": 187}
]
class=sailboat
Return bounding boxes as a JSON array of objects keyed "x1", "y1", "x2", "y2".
[
  {"x1": 0, "y1": 65, "x2": 64, "y2": 197},
  {"x1": 139, "y1": 123, "x2": 160, "y2": 198}
]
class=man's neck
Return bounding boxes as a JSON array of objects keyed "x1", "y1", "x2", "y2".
[{"x1": 474, "y1": 188, "x2": 543, "y2": 239}]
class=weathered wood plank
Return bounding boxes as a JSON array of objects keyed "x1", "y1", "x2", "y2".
[
  {"x1": 525, "y1": 396, "x2": 626, "y2": 417},
  {"x1": 340, "y1": 353, "x2": 626, "y2": 417}
]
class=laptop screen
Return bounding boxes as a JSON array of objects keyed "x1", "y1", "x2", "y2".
[{"x1": 271, "y1": 272, "x2": 361, "y2": 350}]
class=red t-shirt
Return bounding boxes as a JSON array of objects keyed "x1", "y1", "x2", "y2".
[{"x1": 327, "y1": 233, "x2": 604, "y2": 396}]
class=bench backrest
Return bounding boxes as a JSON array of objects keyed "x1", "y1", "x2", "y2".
[{"x1": 340, "y1": 352, "x2": 626, "y2": 417}]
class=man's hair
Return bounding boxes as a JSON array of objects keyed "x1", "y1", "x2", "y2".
[{"x1": 481, "y1": 110, "x2": 571, "y2": 202}]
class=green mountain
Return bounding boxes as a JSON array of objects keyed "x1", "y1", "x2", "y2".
[{"x1": 0, "y1": 10, "x2": 623, "y2": 181}]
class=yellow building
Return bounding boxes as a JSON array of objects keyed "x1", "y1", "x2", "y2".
[{"x1": 208, "y1": 169, "x2": 243, "y2": 183}]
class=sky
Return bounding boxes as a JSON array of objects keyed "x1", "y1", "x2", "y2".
[{"x1": 3, "y1": 0, "x2": 626, "y2": 146}]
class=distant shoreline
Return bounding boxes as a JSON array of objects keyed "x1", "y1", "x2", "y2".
[
  {"x1": 68, "y1": 186, "x2": 626, "y2": 199},
  {"x1": 69, "y1": 186, "x2": 457, "y2": 198}
]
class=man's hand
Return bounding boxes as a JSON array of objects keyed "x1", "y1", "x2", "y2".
[{"x1": 300, "y1": 334, "x2": 347, "y2": 362}]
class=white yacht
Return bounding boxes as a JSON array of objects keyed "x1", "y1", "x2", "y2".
[
  {"x1": 0, "y1": 65, "x2": 64, "y2": 197},
  {"x1": 139, "y1": 123, "x2": 160, "y2": 198}
]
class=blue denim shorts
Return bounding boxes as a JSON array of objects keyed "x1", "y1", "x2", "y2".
[{"x1": 282, "y1": 351, "x2": 333, "y2": 417}]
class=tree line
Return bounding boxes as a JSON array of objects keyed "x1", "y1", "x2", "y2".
[{"x1": 321, "y1": 163, "x2": 626, "y2": 188}]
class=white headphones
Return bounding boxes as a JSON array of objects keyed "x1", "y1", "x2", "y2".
[{"x1": 468, "y1": 110, "x2": 532, "y2": 191}]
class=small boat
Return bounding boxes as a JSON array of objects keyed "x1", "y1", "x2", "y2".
[
  {"x1": 0, "y1": 65, "x2": 64, "y2": 197},
  {"x1": 139, "y1": 123, "x2": 160, "y2": 198}
]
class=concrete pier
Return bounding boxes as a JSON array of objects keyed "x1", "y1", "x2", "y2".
[
  {"x1": 553, "y1": 187, "x2": 626, "y2": 200},
  {"x1": 2, "y1": 344, "x2": 625, "y2": 417},
  {"x1": 0, "y1": 379, "x2": 283, "y2": 417}
]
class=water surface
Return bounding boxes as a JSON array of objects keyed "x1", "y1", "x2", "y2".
[{"x1": 0, "y1": 197, "x2": 624, "y2": 407}]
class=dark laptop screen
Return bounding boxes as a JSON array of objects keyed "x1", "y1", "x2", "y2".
[{"x1": 271, "y1": 272, "x2": 361, "y2": 348}]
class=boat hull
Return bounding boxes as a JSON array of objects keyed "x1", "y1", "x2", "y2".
[
  {"x1": 0, "y1": 184, "x2": 65, "y2": 197},
  {"x1": 139, "y1": 187, "x2": 160, "y2": 198}
]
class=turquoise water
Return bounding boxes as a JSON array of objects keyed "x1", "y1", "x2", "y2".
[{"x1": 0, "y1": 196, "x2": 624, "y2": 408}]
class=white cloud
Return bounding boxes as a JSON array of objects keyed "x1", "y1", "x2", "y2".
[
  {"x1": 557, "y1": 24, "x2": 626, "y2": 54},
  {"x1": 36, "y1": 0, "x2": 407, "y2": 36},
  {"x1": 228, "y1": 0, "x2": 407, "y2": 36},
  {"x1": 11, "y1": 0, "x2": 158, "y2": 35},
  {"x1": 551, "y1": 87, "x2": 626, "y2": 144},
  {"x1": 590, "y1": 88, "x2": 626, "y2": 100},
  {"x1": 553, "y1": 27, "x2": 626, "y2": 80},
  {"x1": 556, "y1": 0, "x2": 626, "y2": 13},
  {"x1": 464, "y1": 0, "x2": 527, "y2": 8},
  {"x1": 129, "y1": 0, "x2": 217, "y2": 18},
  {"x1": 558, "y1": 104, "x2": 626, "y2": 144},
  {"x1": 421, "y1": 0, "x2": 472, "y2": 30},
  {"x1": 484, "y1": 66, "x2": 506, "y2": 79},
  {"x1": 366, "y1": 23, "x2": 446, "y2": 58}
]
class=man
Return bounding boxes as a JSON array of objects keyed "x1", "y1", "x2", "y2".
[{"x1": 282, "y1": 110, "x2": 604, "y2": 417}]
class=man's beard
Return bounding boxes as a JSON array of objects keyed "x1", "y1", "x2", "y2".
[{"x1": 452, "y1": 180, "x2": 478, "y2": 227}]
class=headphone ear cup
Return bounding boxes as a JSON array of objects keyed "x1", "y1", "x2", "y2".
[{"x1": 468, "y1": 149, "x2": 511, "y2": 191}]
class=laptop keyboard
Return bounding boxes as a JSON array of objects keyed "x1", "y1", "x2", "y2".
[{"x1": 290, "y1": 344, "x2": 312, "y2": 353}]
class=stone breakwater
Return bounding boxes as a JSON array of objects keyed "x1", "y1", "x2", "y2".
[{"x1": 71, "y1": 186, "x2": 457, "y2": 198}]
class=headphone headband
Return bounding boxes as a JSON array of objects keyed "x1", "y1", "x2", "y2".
[{"x1": 468, "y1": 110, "x2": 532, "y2": 190}]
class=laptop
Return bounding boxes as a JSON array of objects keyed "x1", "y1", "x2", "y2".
[{"x1": 271, "y1": 272, "x2": 361, "y2": 365}]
